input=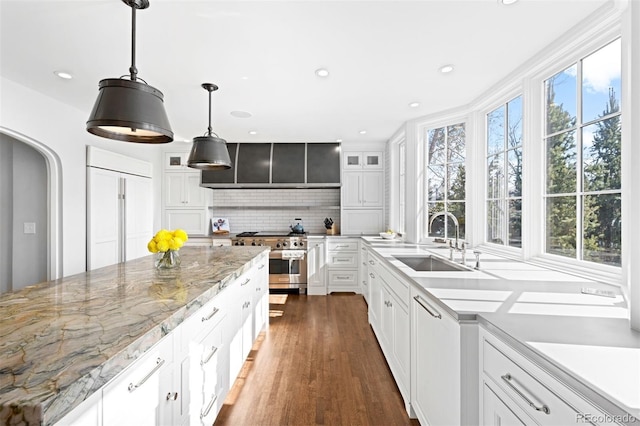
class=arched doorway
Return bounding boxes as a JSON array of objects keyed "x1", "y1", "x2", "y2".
[{"x1": 0, "y1": 127, "x2": 62, "y2": 292}]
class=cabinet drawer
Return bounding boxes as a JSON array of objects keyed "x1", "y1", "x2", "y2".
[
  {"x1": 483, "y1": 339, "x2": 579, "y2": 425},
  {"x1": 180, "y1": 294, "x2": 227, "y2": 349},
  {"x1": 327, "y1": 240, "x2": 359, "y2": 252},
  {"x1": 327, "y1": 252, "x2": 358, "y2": 268},
  {"x1": 328, "y1": 270, "x2": 358, "y2": 288}
]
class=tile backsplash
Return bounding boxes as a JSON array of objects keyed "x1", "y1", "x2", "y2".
[{"x1": 209, "y1": 188, "x2": 340, "y2": 234}]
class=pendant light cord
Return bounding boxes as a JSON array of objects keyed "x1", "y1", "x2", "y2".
[
  {"x1": 207, "y1": 90, "x2": 213, "y2": 136},
  {"x1": 129, "y1": 6, "x2": 138, "y2": 81}
]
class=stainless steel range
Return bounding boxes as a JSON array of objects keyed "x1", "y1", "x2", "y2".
[{"x1": 232, "y1": 232, "x2": 307, "y2": 293}]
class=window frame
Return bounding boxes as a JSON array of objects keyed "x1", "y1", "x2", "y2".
[
  {"x1": 541, "y1": 39, "x2": 622, "y2": 267},
  {"x1": 485, "y1": 95, "x2": 524, "y2": 249},
  {"x1": 422, "y1": 119, "x2": 467, "y2": 243}
]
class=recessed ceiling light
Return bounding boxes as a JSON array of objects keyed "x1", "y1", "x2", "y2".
[
  {"x1": 241, "y1": 76, "x2": 249, "y2": 80},
  {"x1": 336, "y1": 139, "x2": 343, "y2": 143},
  {"x1": 248, "y1": 130, "x2": 257, "y2": 135},
  {"x1": 230, "y1": 111, "x2": 252, "y2": 118},
  {"x1": 500, "y1": 0, "x2": 518, "y2": 4},
  {"x1": 439, "y1": 65, "x2": 454, "y2": 74},
  {"x1": 315, "y1": 68, "x2": 330, "y2": 78},
  {"x1": 359, "y1": 130, "x2": 367, "y2": 135},
  {"x1": 54, "y1": 71, "x2": 73, "y2": 80},
  {"x1": 409, "y1": 102, "x2": 420, "y2": 108}
]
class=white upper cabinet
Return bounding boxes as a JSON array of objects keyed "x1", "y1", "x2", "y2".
[{"x1": 343, "y1": 151, "x2": 383, "y2": 170}]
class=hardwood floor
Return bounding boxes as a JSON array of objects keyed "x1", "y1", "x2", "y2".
[{"x1": 214, "y1": 293, "x2": 419, "y2": 426}]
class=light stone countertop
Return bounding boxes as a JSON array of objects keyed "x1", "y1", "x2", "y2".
[
  {"x1": 0, "y1": 246, "x2": 269, "y2": 426},
  {"x1": 362, "y1": 239, "x2": 640, "y2": 423}
]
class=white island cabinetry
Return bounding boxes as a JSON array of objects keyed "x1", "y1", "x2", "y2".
[{"x1": 55, "y1": 255, "x2": 268, "y2": 426}]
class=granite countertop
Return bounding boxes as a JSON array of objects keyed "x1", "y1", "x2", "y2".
[
  {"x1": 0, "y1": 246, "x2": 269, "y2": 425},
  {"x1": 363, "y1": 240, "x2": 640, "y2": 423}
]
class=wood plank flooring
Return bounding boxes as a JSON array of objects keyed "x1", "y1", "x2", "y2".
[{"x1": 214, "y1": 293, "x2": 419, "y2": 426}]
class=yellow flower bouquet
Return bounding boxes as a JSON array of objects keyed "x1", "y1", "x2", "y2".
[{"x1": 148, "y1": 229, "x2": 188, "y2": 269}]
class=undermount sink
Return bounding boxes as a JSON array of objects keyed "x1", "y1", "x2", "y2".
[{"x1": 393, "y1": 255, "x2": 469, "y2": 272}]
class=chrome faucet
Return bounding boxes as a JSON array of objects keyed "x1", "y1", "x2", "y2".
[{"x1": 429, "y1": 211, "x2": 465, "y2": 263}]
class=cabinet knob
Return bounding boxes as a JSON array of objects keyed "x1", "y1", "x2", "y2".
[{"x1": 166, "y1": 392, "x2": 178, "y2": 401}]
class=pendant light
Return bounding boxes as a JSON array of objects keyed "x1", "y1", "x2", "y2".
[
  {"x1": 86, "y1": 0, "x2": 173, "y2": 143},
  {"x1": 187, "y1": 83, "x2": 232, "y2": 170}
]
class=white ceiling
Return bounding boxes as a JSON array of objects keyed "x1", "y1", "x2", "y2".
[{"x1": 0, "y1": 0, "x2": 609, "y2": 145}]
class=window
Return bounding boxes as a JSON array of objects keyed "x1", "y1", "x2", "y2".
[
  {"x1": 398, "y1": 141, "x2": 406, "y2": 234},
  {"x1": 486, "y1": 96, "x2": 523, "y2": 247},
  {"x1": 426, "y1": 123, "x2": 465, "y2": 240},
  {"x1": 544, "y1": 38, "x2": 621, "y2": 266}
]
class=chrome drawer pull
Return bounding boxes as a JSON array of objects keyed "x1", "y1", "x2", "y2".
[
  {"x1": 241, "y1": 278, "x2": 251, "y2": 286},
  {"x1": 413, "y1": 295, "x2": 441, "y2": 319},
  {"x1": 336, "y1": 276, "x2": 350, "y2": 280},
  {"x1": 202, "y1": 307, "x2": 220, "y2": 322},
  {"x1": 501, "y1": 373, "x2": 551, "y2": 415},
  {"x1": 128, "y1": 357, "x2": 165, "y2": 392},
  {"x1": 201, "y1": 393, "x2": 218, "y2": 419},
  {"x1": 201, "y1": 345, "x2": 218, "y2": 365}
]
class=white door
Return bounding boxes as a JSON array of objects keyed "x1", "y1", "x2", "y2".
[
  {"x1": 184, "y1": 173, "x2": 206, "y2": 207},
  {"x1": 361, "y1": 171, "x2": 384, "y2": 207},
  {"x1": 342, "y1": 172, "x2": 362, "y2": 207},
  {"x1": 164, "y1": 173, "x2": 186, "y2": 207},
  {"x1": 413, "y1": 293, "x2": 461, "y2": 426},
  {"x1": 87, "y1": 168, "x2": 120, "y2": 270}
]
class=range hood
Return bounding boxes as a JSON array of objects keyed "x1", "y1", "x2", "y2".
[{"x1": 200, "y1": 142, "x2": 342, "y2": 189}]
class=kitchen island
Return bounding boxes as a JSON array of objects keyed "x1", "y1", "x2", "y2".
[{"x1": 0, "y1": 246, "x2": 269, "y2": 425}]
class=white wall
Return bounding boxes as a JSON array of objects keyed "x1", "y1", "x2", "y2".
[{"x1": 0, "y1": 77, "x2": 164, "y2": 278}]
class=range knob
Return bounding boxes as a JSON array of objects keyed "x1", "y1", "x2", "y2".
[
  {"x1": 240, "y1": 241, "x2": 245, "y2": 246},
  {"x1": 299, "y1": 241, "x2": 304, "y2": 247},
  {"x1": 283, "y1": 241, "x2": 288, "y2": 247},
  {"x1": 234, "y1": 241, "x2": 240, "y2": 246},
  {"x1": 251, "y1": 240, "x2": 256, "y2": 246},
  {"x1": 293, "y1": 242, "x2": 298, "y2": 247},
  {"x1": 276, "y1": 242, "x2": 281, "y2": 249},
  {"x1": 258, "y1": 241, "x2": 264, "y2": 246}
]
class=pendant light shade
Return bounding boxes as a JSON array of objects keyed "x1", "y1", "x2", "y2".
[
  {"x1": 187, "y1": 83, "x2": 232, "y2": 170},
  {"x1": 86, "y1": 0, "x2": 173, "y2": 144}
]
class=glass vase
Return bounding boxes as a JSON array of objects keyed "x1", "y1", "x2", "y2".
[{"x1": 155, "y1": 250, "x2": 181, "y2": 269}]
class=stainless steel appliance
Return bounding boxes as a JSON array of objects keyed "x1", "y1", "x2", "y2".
[{"x1": 232, "y1": 232, "x2": 307, "y2": 293}]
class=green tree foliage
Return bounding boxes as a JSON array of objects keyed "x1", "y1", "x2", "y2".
[
  {"x1": 582, "y1": 89, "x2": 621, "y2": 265},
  {"x1": 545, "y1": 80, "x2": 577, "y2": 254}
]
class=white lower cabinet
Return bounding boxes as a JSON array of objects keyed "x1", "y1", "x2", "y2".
[
  {"x1": 102, "y1": 335, "x2": 175, "y2": 426},
  {"x1": 326, "y1": 238, "x2": 360, "y2": 293},
  {"x1": 482, "y1": 382, "x2": 529, "y2": 426},
  {"x1": 410, "y1": 286, "x2": 478, "y2": 426},
  {"x1": 367, "y1": 252, "x2": 410, "y2": 410},
  {"x1": 360, "y1": 244, "x2": 369, "y2": 302},
  {"x1": 56, "y1": 258, "x2": 268, "y2": 426},
  {"x1": 307, "y1": 237, "x2": 327, "y2": 295},
  {"x1": 479, "y1": 327, "x2": 616, "y2": 426}
]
